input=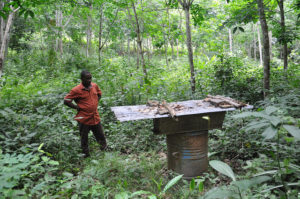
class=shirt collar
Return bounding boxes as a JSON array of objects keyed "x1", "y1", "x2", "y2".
[{"x1": 80, "y1": 83, "x2": 93, "y2": 91}]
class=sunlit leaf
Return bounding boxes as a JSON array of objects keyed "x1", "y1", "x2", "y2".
[
  {"x1": 190, "y1": 178, "x2": 195, "y2": 190},
  {"x1": 162, "y1": 174, "x2": 183, "y2": 193},
  {"x1": 115, "y1": 192, "x2": 129, "y2": 199},
  {"x1": 283, "y1": 125, "x2": 300, "y2": 140},
  {"x1": 203, "y1": 187, "x2": 235, "y2": 199},
  {"x1": 265, "y1": 106, "x2": 278, "y2": 115},
  {"x1": 262, "y1": 126, "x2": 277, "y2": 140},
  {"x1": 209, "y1": 160, "x2": 236, "y2": 181},
  {"x1": 232, "y1": 176, "x2": 271, "y2": 192}
]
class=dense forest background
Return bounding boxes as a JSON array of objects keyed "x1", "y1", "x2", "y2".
[{"x1": 0, "y1": 0, "x2": 299, "y2": 198}]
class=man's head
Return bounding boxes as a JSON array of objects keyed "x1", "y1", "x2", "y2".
[{"x1": 81, "y1": 70, "x2": 92, "y2": 88}]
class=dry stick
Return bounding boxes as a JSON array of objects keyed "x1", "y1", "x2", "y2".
[
  {"x1": 162, "y1": 100, "x2": 178, "y2": 121},
  {"x1": 206, "y1": 95, "x2": 246, "y2": 108}
]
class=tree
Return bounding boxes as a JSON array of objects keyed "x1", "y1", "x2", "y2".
[
  {"x1": 178, "y1": 0, "x2": 195, "y2": 93},
  {"x1": 276, "y1": 0, "x2": 288, "y2": 69},
  {"x1": 131, "y1": 0, "x2": 147, "y2": 78},
  {"x1": 257, "y1": 0, "x2": 270, "y2": 97},
  {"x1": 0, "y1": 4, "x2": 19, "y2": 78}
]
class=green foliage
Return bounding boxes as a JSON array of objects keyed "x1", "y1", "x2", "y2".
[
  {"x1": 204, "y1": 160, "x2": 271, "y2": 199},
  {"x1": 0, "y1": 0, "x2": 299, "y2": 197}
]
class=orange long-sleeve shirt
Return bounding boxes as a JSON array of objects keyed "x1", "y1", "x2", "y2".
[{"x1": 64, "y1": 82, "x2": 102, "y2": 125}]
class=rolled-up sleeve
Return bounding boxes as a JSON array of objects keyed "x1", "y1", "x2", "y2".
[{"x1": 64, "y1": 89, "x2": 79, "y2": 102}]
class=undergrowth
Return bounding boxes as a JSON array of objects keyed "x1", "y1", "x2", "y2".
[{"x1": 0, "y1": 49, "x2": 299, "y2": 198}]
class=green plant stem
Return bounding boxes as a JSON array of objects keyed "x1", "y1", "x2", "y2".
[
  {"x1": 237, "y1": 186, "x2": 243, "y2": 199},
  {"x1": 276, "y1": 131, "x2": 289, "y2": 199}
]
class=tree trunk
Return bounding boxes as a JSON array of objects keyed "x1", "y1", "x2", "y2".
[
  {"x1": 257, "y1": 24, "x2": 263, "y2": 66},
  {"x1": 176, "y1": 38, "x2": 179, "y2": 59},
  {"x1": 98, "y1": 3, "x2": 103, "y2": 63},
  {"x1": 269, "y1": 31, "x2": 272, "y2": 59},
  {"x1": 132, "y1": 2, "x2": 147, "y2": 78},
  {"x1": 228, "y1": 28, "x2": 233, "y2": 53},
  {"x1": 247, "y1": 41, "x2": 251, "y2": 58},
  {"x1": 0, "y1": 7, "x2": 16, "y2": 78},
  {"x1": 164, "y1": 33, "x2": 169, "y2": 66},
  {"x1": 171, "y1": 39, "x2": 175, "y2": 59},
  {"x1": 253, "y1": 24, "x2": 257, "y2": 60},
  {"x1": 180, "y1": 0, "x2": 195, "y2": 93},
  {"x1": 127, "y1": 38, "x2": 130, "y2": 55},
  {"x1": 86, "y1": 3, "x2": 93, "y2": 58},
  {"x1": 277, "y1": 0, "x2": 288, "y2": 70},
  {"x1": 55, "y1": 8, "x2": 63, "y2": 55},
  {"x1": 257, "y1": 0, "x2": 271, "y2": 97}
]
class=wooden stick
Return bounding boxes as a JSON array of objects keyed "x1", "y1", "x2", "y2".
[{"x1": 162, "y1": 100, "x2": 178, "y2": 120}]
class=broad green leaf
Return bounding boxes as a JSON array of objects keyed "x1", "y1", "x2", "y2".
[
  {"x1": 0, "y1": 110, "x2": 7, "y2": 117},
  {"x1": 245, "y1": 122, "x2": 269, "y2": 132},
  {"x1": 49, "y1": 160, "x2": 59, "y2": 165},
  {"x1": 28, "y1": 10, "x2": 34, "y2": 18},
  {"x1": 232, "y1": 176, "x2": 271, "y2": 192},
  {"x1": 209, "y1": 160, "x2": 236, "y2": 181},
  {"x1": 268, "y1": 116, "x2": 281, "y2": 127},
  {"x1": 232, "y1": 112, "x2": 255, "y2": 119},
  {"x1": 262, "y1": 126, "x2": 277, "y2": 140},
  {"x1": 203, "y1": 187, "x2": 236, "y2": 199},
  {"x1": 62, "y1": 172, "x2": 74, "y2": 178},
  {"x1": 283, "y1": 125, "x2": 300, "y2": 140},
  {"x1": 233, "y1": 27, "x2": 238, "y2": 34},
  {"x1": 115, "y1": 192, "x2": 129, "y2": 199},
  {"x1": 162, "y1": 174, "x2": 183, "y2": 193},
  {"x1": 265, "y1": 106, "x2": 278, "y2": 115},
  {"x1": 42, "y1": 156, "x2": 49, "y2": 162}
]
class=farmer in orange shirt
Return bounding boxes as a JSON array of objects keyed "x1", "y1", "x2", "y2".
[{"x1": 64, "y1": 70, "x2": 107, "y2": 158}]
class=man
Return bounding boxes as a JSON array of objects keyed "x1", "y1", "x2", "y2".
[{"x1": 64, "y1": 70, "x2": 107, "y2": 158}]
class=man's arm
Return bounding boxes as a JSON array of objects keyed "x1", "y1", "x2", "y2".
[{"x1": 64, "y1": 99, "x2": 80, "y2": 111}]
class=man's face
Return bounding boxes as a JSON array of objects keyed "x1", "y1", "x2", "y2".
[{"x1": 82, "y1": 73, "x2": 92, "y2": 88}]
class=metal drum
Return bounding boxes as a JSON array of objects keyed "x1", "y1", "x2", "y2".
[{"x1": 166, "y1": 130, "x2": 208, "y2": 179}]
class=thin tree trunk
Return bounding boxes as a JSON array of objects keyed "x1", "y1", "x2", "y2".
[
  {"x1": 86, "y1": 3, "x2": 92, "y2": 57},
  {"x1": 0, "y1": 7, "x2": 16, "y2": 78},
  {"x1": 247, "y1": 42, "x2": 251, "y2": 58},
  {"x1": 164, "y1": 33, "x2": 169, "y2": 66},
  {"x1": 0, "y1": 2, "x2": 4, "y2": 46},
  {"x1": 277, "y1": 0, "x2": 288, "y2": 69},
  {"x1": 269, "y1": 31, "x2": 272, "y2": 59},
  {"x1": 55, "y1": 8, "x2": 63, "y2": 54},
  {"x1": 171, "y1": 39, "x2": 175, "y2": 59},
  {"x1": 257, "y1": 24, "x2": 263, "y2": 66},
  {"x1": 253, "y1": 24, "x2": 257, "y2": 60},
  {"x1": 98, "y1": 3, "x2": 103, "y2": 63},
  {"x1": 176, "y1": 38, "x2": 179, "y2": 59},
  {"x1": 127, "y1": 38, "x2": 130, "y2": 55},
  {"x1": 132, "y1": 2, "x2": 147, "y2": 77},
  {"x1": 180, "y1": 0, "x2": 195, "y2": 93},
  {"x1": 228, "y1": 28, "x2": 233, "y2": 53},
  {"x1": 257, "y1": 0, "x2": 271, "y2": 97}
]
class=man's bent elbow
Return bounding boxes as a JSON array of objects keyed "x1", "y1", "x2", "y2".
[{"x1": 64, "y1": 99, "x2": 71, "y2": 106}]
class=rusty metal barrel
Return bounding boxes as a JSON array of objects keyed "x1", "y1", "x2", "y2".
[{"x1": 166, "y1": 131, "x2": 208, "y2": 179}]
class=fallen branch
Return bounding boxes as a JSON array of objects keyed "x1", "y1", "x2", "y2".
[
  {"x1": 204, "y1": 95, "x2": 246, "y2": 108},
  {"x1": 162, "y1": 100, "x2": 178, "y2": 121}
]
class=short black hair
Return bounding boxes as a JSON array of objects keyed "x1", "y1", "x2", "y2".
[{"x1": 80, "y1": 70, "x2": 91, "y2": 79}]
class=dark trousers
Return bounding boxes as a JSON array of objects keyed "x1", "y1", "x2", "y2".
[{"x1": 78, "y1": 122, "x2": 107, "y2": 157}]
